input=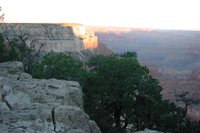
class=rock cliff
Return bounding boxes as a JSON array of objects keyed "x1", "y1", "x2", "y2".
[
  {"x1": 0, "y1": 23, "x2": 112, "y2": 61},
  {"x1": 0, "y1": 61, "x2": 101, "y2": 133}
]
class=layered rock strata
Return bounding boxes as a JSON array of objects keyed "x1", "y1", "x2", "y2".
[
  {"x1": 140, "y1": 60, "x2": 200, "y2": 121},
  {"x1": 0, "y1": 23, "x2": 98, "y2": 51},
  {"x1": 0, "y1": 23, "x2": 111, "y2": 61},
  {"x1": 0, "y1": 61, "x2": 101, "y2": 133}
]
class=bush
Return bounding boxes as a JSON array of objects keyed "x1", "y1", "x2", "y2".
[
  {"x1": 0, "y1": 33, "x2": 9, "y2": 62},
  {"x1": 32, "y1": 52, "x2": 86, "y2": 81}
]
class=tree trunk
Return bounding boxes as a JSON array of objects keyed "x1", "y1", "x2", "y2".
[{"x1": 114, "y1": 106, "x2": 122, "y2": 131}]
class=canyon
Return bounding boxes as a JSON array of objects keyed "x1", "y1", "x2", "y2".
[
  {"x1": 1, "y1": 23, "x2": 200, "y2": 122},
  {"x1": 88, "y1": 26, "x2": 200, "y2": 120}
]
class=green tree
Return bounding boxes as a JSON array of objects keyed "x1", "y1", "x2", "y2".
[
  {"x1": 83, "y1": 52, "x2": 161, "y2": 132},
  {"x1": 175, "y1": 91, "x2": 200, "y2": 112},
  {"x1": 0, "y1": 33, "x2": 20, "y2": 62},
  {"x1": 18, "y1": 34, "x2": 45, "y2": 74},
  {"x1": 0, "y1": 33, "x2": 7, "y2": 62},
  {"x1": 0, "y1": 33, "x2": 12, "y2": 62},
  {"x1": 32, "y1": 52, "x2": 86, "y2": 81},
  {"x1": 83, "y1": 51, "x2": 198, "y2": 133}
]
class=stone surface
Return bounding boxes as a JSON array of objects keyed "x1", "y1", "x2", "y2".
[
  {"x1": 0, "y1": 23, "x2": 113, "y2": 61},
  {"x1": 133, "y1": 128, "x2": 163, "y2": 133},
  {"x1": 0, "y1": 61, "x2": 101, "y2": 133}
]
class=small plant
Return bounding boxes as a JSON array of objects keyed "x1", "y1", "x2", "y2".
[{"x1": 175, "y1": 91, "x2": 200, "y2": 111}]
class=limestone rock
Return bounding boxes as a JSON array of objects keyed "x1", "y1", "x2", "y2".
[
  {"x1": 133, "y1": 128, "x2": 163, "y2": 133},
  {"x1": 0, "y1": 23, "x2": 113, "y2": 61},
  {"x1": 0, "y1": 61, "x2": 101, "y2": 133},
  {"x1": 0, "y1": 61, "x2": 24, "y2": 75}
]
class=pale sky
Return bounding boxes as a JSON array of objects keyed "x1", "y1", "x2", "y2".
[{"x1": 1, "y1": 0, "x2": 200, "y2": 30}]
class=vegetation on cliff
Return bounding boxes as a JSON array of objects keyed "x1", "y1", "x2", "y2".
[
  {"x1": 30, "y1": 50, "x2": 200, "y2": 133},
  {"x1": 32, "y1": 51, "x2": 86, "y2": 81},
  {"x1": 0, "y1": 33, "x2": 45, "y2": 73},
  {"x1": 1, "y1": 32, "x2": 200, "y2": 133},
  {"x1": 0, "y1": 33, "x2": 8, "y2": 62},
  {"x1": 82, "y1": 52, "x2": 200, "y2": 133}
]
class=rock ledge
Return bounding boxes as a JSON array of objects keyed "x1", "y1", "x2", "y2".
[{"x1": 0, "y1": 61, "x2": 101, "y2": 133}]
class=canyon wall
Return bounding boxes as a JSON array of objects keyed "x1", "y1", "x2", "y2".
[{"x1": 0, "y1": 23, "x2": 112, "y2": 60}]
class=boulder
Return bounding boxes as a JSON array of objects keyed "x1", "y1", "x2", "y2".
[{"x1": 0, "y1": 61, "x2": 101, "y2": 133}]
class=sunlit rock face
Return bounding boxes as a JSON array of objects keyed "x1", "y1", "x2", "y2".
[
  {"x1": 82, "y1": 28, "x2": 98, "y2": 50},
  {"x1": 0, "y1": 23, "x2": 98, "y2": 53}
]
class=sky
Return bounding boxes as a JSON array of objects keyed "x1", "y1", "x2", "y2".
[{"x1": 1, "y1": 0, "x2": 200, "y2": 30}]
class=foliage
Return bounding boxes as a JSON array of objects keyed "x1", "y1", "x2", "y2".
[
  {"x1": 86, "y1": 53, "x2": 116, "y2": 72},
  {"x1": 84, "y1": 52, "x2": 154, "y2": 132},
  {"x1": 4, "y1": 34, "x2": 45, "y2": 73},
  {"x1": 116, "y1": 51, "x2": 138, "y2": 60},
  {"x1": 2, "y1": 33, "x2": 198, "y2": 133},
  {"x1": 175, "y1": 91, "x2": 200, "y2": 111},
  {"x1": 32, "y1": 52, "x2": 86, "y2": 81},
  {"x1": 5, "y1": 37, "x2": 20, "y2": 61},
  {"x1": 0, "y1": 33, "x2": 8, "y2": 62},
  {"x1": 83, "y1": 51, "x2": 200, "y2": 133}
]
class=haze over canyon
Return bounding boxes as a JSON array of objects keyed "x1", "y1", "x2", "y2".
[
  {"x1": 87, "y1": 25, "x2": 200, "y2": 120},
  {"x1": 1, "y1": 23, "x2": 200, "y2": 121}
]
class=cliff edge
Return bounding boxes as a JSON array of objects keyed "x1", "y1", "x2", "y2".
[
  {"x1": 0, "y1": 61, "x2": 101, "y2": 133},
  {"x1": 0, "y1": 23, "x2": 113, "y2": 61},
  {"x1": 0, "y1": 23, "x2": 97, "y2": 52}
]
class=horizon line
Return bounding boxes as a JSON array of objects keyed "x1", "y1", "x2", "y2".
[{"x1": 1, "y1": 22, "x2": 200, "y2": 31}]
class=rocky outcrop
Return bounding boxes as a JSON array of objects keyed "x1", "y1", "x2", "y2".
[
  {"x1": 94, "y1": 43, "x2": 114, "y2": 56},
  {"x1": 0, "y1": 61, "x2": 101, "y2": 133},
  {"x1": 0, "y1": 23, "x2": 113, "y2": 61},
  {"x1": 0, "y1": 23, "x2": 97, "y2": 52}
]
